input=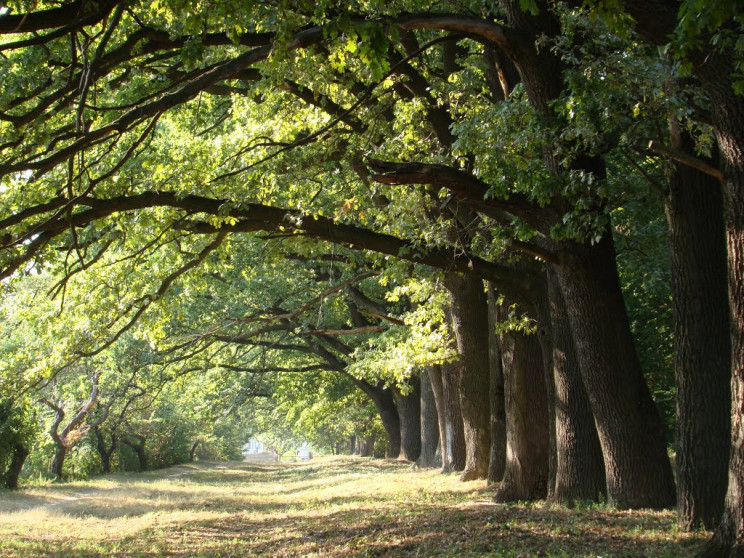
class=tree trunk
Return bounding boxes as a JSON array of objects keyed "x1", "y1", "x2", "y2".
[
  {"x1": 497, "y1": 0, "x2": 675, "y2": 509},
  {"x1": 51, "y1": 444, "x2": 67, "y2": 480},
  {"x1": 124, "y1": 436, "x2": 147, "y2": 471},
  {"x1": 695, "y1": 50, "x2": 744, "y2": 558},
  {"x1": 352, "y1": 378, "x2": 401, "y2": 457},
  {"x1": 418, "y1": 368, "x2": 441, "y2": 468},
  {"x1": 534, "y1": 296, "x2": 557, "y2": 501},
  {"x1": 360, "y1": 436, "x2": 375, "y2": 457},
  {"x1": 94, "y1": 427, "x2": 117, "y2": 474},
  {"x1": 487, "y1": 284, "x2": 506, "y2": 484},
  {"x1": 394, "y1": 377, "x2": 422, "y2": 461},
  {"x1": 189, "y1": 440, "x2": 200, "y2": 462},
  {"x1": 2, "y1": 443, "x2": 29, "y2": 489},
  {"x1": 445, "y1": 272, "x2": 491, "y2": 481},
  {"x1": 494, "y1": 330, "x2": 550, "y2": 502},
  {"x1": 667, "y1": 127, "x2": 731, "y2": 530},
  {"x1": 547, "y1": 268, "x2": 606, "y2": 504},
  {"x1": 427, "y1": 365, "x2": 448, "y2": 467},
  {"x1": 441, "y1": 361, "x2": 466, "y2": 473},
  {"x1": 554, "y1": 234, "x2": 676, "y2": 509}
]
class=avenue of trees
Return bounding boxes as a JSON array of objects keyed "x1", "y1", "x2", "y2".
[{"x1": 0, "y1": 1, "x2": 742, "y2": 556}]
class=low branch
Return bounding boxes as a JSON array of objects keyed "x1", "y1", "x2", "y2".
[
  {"x1": 0, "y1": 0, "x2": 122, "y2": 34},
  {"x1": 648, "y1": 140, "x2": 725, "y2": 182},
  {"x1": 367, "y1": 159, "x2": 556, "y2": 231}
]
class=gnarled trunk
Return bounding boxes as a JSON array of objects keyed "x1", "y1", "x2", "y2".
[
  {"x1": 51, "y1": 445, "x2": 67, "y2": 480},
  {"x1": 94, "y1": 427, "x2": 117, "y2": 474},
  {"x1": 495, "y1": 329, "x2": 550, "y2": 502},
  {"x1": 445, "y1": 272, "x2": 491, "y2": 480}
]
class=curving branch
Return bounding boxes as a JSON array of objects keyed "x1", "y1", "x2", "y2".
[{"x1": 367, "y1": 158, "x2": 559, "y2": 232}]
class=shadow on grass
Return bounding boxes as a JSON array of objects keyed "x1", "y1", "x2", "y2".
[
  {"x1": 0, "y1": 459, "x2": 709, "y2": 557},
  {"x1": 2, "y1": 501, "x2": 707, "y2": 557}
]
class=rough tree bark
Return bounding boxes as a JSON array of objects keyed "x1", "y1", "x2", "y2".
[
  {"x1": 418, "y1": 368, "x2": 441, "y2": 468},
  {"x1": 427, "y1": 365, "x2": 448, "y2": 468},
  {"x1": 495, "y1": 329, "x2": 550, "y2": 502},
  {"x1": 667, "y1": 127, "x2": 731, "y2": 530},
  {"x1": 394, "y1": 377, "x2": 422, "y2": 462},
  {"x1": 487, "y1": 285, "x2": 506, "y2": 484},
  {"x1": 547, "y1": 268, "x2": 606, "y2": 504},
  {"x1": 441, "y1": 361, "x2": 466, "y2": 473},
  {"x1": 694, "y1": 51, "x2": 744, "y2": 558},
  {"x1": 445, "y1": 272, "x2": 491, "y2": 481},
  {"x1": 554, "y1": 235, "x2": 676, "y2": 508}
]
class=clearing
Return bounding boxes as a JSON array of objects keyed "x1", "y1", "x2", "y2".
[{"x1": 0, "y1": 457, "x2": 707, "y2": 557}]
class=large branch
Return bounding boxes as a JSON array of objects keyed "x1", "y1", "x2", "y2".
[
  {"x1": 394, "y1": 14, "x2": 510, "y2": 47},
  {"x1": 0, "y1": 0, "x2": 122, "y2": 34},
  {"x1": 2, "y1": 191, "x2": 537, "y2": 298},
  {"x1": 367, "y1": 159, "x2": 557, "y2": 231}
]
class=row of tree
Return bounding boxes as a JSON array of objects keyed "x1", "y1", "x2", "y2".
[{"x1": 1, "y1": 1, "x2": 743, "y2": 556}]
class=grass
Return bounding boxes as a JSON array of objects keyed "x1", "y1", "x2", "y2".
[{"x1": 0, "y1": 457, "x2": 708, "y2": 557}]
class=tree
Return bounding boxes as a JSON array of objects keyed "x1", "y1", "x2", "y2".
[
  {"x1": 0, "y1": 398, "x2": 35, "y2": 489},
  {"x1": 0, "y1": 0, "x2": 727, "y2": 517}
]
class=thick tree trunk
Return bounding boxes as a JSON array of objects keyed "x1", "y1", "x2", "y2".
[
  {"x1": 695, "y1": 52, "x2": 744, "y2": 558},
  {"x1": 667, "y1": 128, "x2": 731, "y2": 530},
  {"x1": 487, "y1": 285, "x2": 506, "y2": 484},
  {"x1": 441, "y1": 361, "x2": 466, "y2": 473},
  {"x1": 554, "y1": 234, "x2": 676, "y2": 509},
  {"x1": 427, "y1": 365, "x2": 448, "y2": 468},
  {"x1": 394, "y1": 377, "x2": 422, "y2": 462},
  {"x1": 547, "y1": 268, "x2": 606, "y2": 504},
  {"x1": 445, "y1": 272, "x2": 491, "y2": 481},
  {"x1": 496, "y1": 0, "x2": 675, "y2": 509},
  {"x1": 494, "y1": 330, "x2": 550, "y2": 502},
  {"x1": 534, "y1": 298, "x2": 557, "y2": 501},
  {"x1": 352, "y1": 378, "x2": 401, "y2": 457},
  {"x1": 418, "y1": 368, "x2": 441, "y2": 468},
  {"x1": 3, "y1": 443, "x2": 29, "y2": 489}
]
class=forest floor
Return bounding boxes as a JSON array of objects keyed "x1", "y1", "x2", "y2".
[{"x1": 0, "y1": 456, "x2": 708, "y2": 557}]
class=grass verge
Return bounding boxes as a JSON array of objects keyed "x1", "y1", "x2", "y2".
[{"x1": 0, "y1": 456, "x2": 707, "y2": 557}]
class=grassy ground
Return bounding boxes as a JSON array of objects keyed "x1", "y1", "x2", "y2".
[{"x1": 0, "y1": 457, "x2": 708, "y2": 557}]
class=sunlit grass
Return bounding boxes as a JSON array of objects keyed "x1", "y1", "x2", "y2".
[{"x1": 0, "y1": 456, "x2": 708, "y2": 557}]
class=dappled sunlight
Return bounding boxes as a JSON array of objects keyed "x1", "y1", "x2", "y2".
[{"x1": 0, "y1": 457, "x2": 707, "y2": 557}]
